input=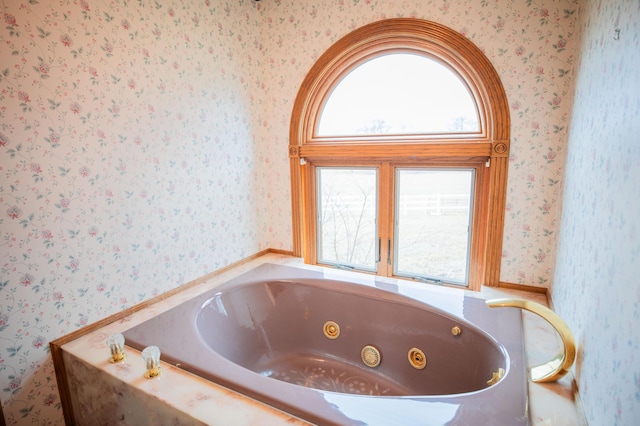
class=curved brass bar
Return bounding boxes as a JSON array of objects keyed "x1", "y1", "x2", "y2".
[{"x1": 485, "y1": 298, "x2": 576, "y2": 383}]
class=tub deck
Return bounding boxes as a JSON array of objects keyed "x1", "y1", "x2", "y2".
[
  {"x1": 53, "y1": 253, "x2": 585, "y2": 426},
  {"x1": 123, "y1": 263, "x2": 528, "y2": 425}
]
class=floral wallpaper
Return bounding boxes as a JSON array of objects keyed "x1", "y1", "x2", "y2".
[
  {"x1": 552, "y1": 0, "x2": 640, "y2": 425},
  {"x1": 0, "y1": 0, "x2": 267, "y2": 423},
  {"x1": 0, "y1": 0, "x2": 588, "y2": 424}
]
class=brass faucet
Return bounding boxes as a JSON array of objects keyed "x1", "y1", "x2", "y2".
[{"x1": 485, "y1": 298, "x2": 576, "y2": 383}]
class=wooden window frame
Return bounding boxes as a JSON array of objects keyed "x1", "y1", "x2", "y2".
[{"x1": 289, "y1": 19, "x2": 510, "y2": 290}]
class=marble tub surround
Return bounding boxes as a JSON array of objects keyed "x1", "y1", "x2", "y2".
[
  {"x1": 54, "y1": 254, "x2": 585, "y2": 425},
  {"x1": 61, "y1": 339, "x2": 307, "y2": 426}
]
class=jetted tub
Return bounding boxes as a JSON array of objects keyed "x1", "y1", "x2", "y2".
[{"x1": 124, "y1": 264, "x2": 528, "y2": 425}]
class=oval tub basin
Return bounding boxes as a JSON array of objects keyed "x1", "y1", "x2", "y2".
[{"x1": 123, "y1": 263, "x2": 528, "y2": 425}]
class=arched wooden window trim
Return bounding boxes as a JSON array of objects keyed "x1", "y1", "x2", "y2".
[{"x1": 289, "y1": 18, "x2": 510, "y2": 289}]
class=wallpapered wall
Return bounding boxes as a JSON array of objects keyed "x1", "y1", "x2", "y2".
[
  {"x1": 552, "y1": 0, "x2": 640, "y2": 425},
  {"x1": 0, "y1": 0, "x2": 268, "y2": 423},
  {"x1": 0, "y1": 0, "x2": 581, "y2": 424}
]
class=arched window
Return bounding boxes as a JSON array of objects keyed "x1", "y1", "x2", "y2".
[
  {"x1": 289, "y1": 19, "x2": 510, "y2": 290},
  {"x1": 318, "y1": 53, "x2": 480, "y2": 136}
]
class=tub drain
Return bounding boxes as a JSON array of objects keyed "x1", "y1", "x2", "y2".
[{"x1": 361, "y1": 345, "x2": 381, "y2": 368}]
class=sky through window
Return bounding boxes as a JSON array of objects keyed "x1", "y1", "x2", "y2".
[{"x1": 318, "y1": 53, "x2": 479, "y2": 136}]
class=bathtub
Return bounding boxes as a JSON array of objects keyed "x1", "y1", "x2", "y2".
[{"x1": 123, "y1": 264, "x2": 528, "y2": 425}]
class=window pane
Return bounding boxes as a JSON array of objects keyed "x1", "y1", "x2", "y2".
[
  {"x1": 318, "y1": 53, "x2": 479, "y2": 136},
  {"x1": 394, "y1": 169, "x2": 474, "y2": 285},
  {"x1": 317, "y1": 168, "x2": 377, "y2": 271}
]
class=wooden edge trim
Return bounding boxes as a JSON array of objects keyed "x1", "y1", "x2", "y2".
[
  {"x1": 498, "y1": 280, "x2": 550, "y2": 296},
  {"x1": 0, "y1": 399, "x2": 6, "y2": 426},
  {"x1": 49, "y1": 338, "x2": 75, "y2": 425},
  {"x1": 49, "y1": 248, "x2": 294, "y2": 425}
]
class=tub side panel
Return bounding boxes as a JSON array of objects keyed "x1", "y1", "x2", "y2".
[{"x1": 62, "y1": 350, "x2": 205, "y2": 426}]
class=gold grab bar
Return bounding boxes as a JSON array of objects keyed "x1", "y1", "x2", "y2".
[{"x1": 485, "y1": 298, "x2": 576, "y2": 383}]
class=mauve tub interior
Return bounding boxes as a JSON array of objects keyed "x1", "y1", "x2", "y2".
[
  {"x1": 196, "y1": 279, "x2": 505, "y2": 396},
  {"x1": 123, "y1": 264, "x2": 529, "y2": 425}
]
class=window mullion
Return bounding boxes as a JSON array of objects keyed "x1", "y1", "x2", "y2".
[{"x1": 377, "y1": 162, "x2": 393, "y2": 277}]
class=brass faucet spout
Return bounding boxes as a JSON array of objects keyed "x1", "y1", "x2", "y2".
[{"x1": 485, "y1": 298, "x2": 576, "y2": 383}]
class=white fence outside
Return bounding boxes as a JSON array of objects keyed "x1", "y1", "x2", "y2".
[{"x1": 327, "y1": 194, "x2": 470, "y2": 215}]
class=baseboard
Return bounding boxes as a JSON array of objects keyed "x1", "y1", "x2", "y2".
[
  {"x1": 266, "y1": 248, "x2": 295, "y2": 256},
  {"x1": 497, "y1": 280, "x2": 547, "y2": 293},
  {"x1": 572, "y1": 379, "x2": 589, "y2": 425}
]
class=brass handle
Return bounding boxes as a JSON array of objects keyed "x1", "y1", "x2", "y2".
[{"x1": 485, "y1": 298, "x2": 576, "y2": 383}]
